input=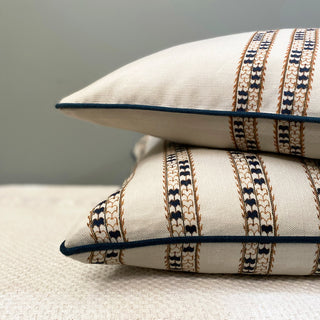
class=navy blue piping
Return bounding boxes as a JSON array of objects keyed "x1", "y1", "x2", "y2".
[
  {"x1": 55, "y1": 103, "x2": 320, "y2": 123},
  {"x1": 60, "y1": 235, "x2": 320, "y2": 256}
]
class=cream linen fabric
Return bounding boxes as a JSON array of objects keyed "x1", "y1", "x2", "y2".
[
  {"x1": 62, "y1": 140, "x2": 320, "y2": 275},
  {"x1": 2, "y1": 185, "x2": 320, "y2": 320},
  {"x1": 57, "y1": 28, "x2": 320, "y2": 158},
  {"x1": 132, "y1": 135, "x2": 162, "y2": 162}
]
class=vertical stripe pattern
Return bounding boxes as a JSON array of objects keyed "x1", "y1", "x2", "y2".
[
  {"x1": 301, "y1": 159, "x2": 320, "y2": 274},
  {"x1": 275, "y1": 28, "x2": 319, "y2": 156},
  {"x1": 87, "y1": 169, "x2": 135, "y2": 264},
  {"x1": 163, "y1": 142, "x2": 201, "y2": 272},
  {"x1": 228, "y1": 151, "x2": 277, "y2": 274},
  {"x1": 230, "y1": 30, "x2": 277, "y2": 151}
]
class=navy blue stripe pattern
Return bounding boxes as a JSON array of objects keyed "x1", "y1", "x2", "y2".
[
  {"x1": 229, "y1": 151, "x2": 277, "y2": 274},
  {"x1": 86, "y1": 169, "x2": 136, "y2": 264},
  {"x1": 231, "y1": 30, "x2": 277, "y2": 151},
  {"x1": 163, "y1": 143, "x2": 201, "y2": 272},
  {"x1": 275, "y1": 28, "x2": 318, "y2": 156}
]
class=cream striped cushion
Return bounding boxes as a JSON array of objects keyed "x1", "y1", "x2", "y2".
[
  {"x1": 57, "y1": 28, "x2": 320, "y2": 158},
  {"x1": 61, "y1": 138, "x2": 320, "y2": 275}
]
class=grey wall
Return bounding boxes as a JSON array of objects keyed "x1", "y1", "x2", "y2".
[{"x1": 2, "y1": 0, "x2": 320, "y2": 185}]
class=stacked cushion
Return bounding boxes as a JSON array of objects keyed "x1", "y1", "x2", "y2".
[
  {"x1": 58, "y1": 28, "x2": 320, "y2": 275},
  {"x1": 57, "y1": 28, "x2": 320, "y2": 158},
  {"x1": 60, "y1": 138, "x2": 320, "y2": 275}
]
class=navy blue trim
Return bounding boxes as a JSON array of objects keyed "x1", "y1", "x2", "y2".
[
  {"x1": 60, "y1": 235, "x2": 320, "y2": 256},
  {"x1": 56, "y1": 103, "x2": 320, "y2": 123}
]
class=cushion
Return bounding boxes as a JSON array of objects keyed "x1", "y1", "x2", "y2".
[
  {"x1": 4, "y1": 185, "x2": 320, "y2": 319},
  {"x1": 60, "y1": 138, "x2": 320, "y2": 275},
  {"x1": 56, "y1": 28, "x2": 320, "y2": 158},
  {"x1": 132, "y1": 135, "x2": 162, "y2": 162}
]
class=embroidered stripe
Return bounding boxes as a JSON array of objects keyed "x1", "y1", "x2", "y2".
[
  {"x1": 163, "y1": 143, "x2": 201, "y2": 272},
  {"x1": 231, "y1": 30, "x2": 277, "y2": 151},
  {"x1": 301, "y1": 159, "x2": 320, "y2": 274},
  {"x1": 229, "y1": 151, "x2": 277, "y2": 274},
  {"x1": 275, "y1": 28, "x2": 319, "y2": 156},
  {"x1": 87, "y1": 169, "x2": 135, "y2": 264}
]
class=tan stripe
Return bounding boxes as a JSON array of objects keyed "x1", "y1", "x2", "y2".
[
  {"x1": 228, "y1": 151, "x2": 277, "y2": 274},
  {"x1": 275, "y1": 28, "x2": 319, "y2": 156},
  {"x1": 230, "y1": 30, "x2": 278, "y2": 151},
  {"x1": 301, "y1": 159, "x2": 320, "y2": 274}
]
